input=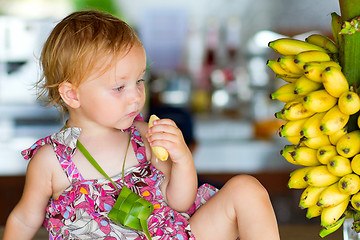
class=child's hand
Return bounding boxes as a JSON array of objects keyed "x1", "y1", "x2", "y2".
[{"x1": 146, "y1": 116, "x2": 192, "y2": 164}]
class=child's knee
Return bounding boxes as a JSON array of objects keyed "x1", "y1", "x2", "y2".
[{"x1": 225, "y1": 175, "x2": 269, "y2": 200}]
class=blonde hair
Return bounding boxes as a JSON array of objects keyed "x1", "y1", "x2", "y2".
[{"x1": 37, "y1": 10, "x2": 142, "y2": 112}]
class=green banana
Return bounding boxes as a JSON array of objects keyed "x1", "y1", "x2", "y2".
[
  {"x1": 294, "y1": 75, "x2": 322, "y2": 95},
  {"x1": 288, "y1": 166, "x2": 314, "y2": 189},
  {"x1": 317, "y1": 145, "x2": 338, "y2": 165},
  {"x1": 268, "y1": 38, "x2": 328, "y2": 55},
  {"x1": 305, "y1": 34, "x2": 339, "y2": 54},
  {"x1": 327, "y1": 155, "x2": 352, "y2": 177},
  {"x1": 329, "y1": 127, "x2": 347, "y2": 145},
  {"x1": 321, "y1": 197, "x2": 349, "y2": 228},
  {"x1": 303, "y1": 89, "x2": 337, "y2": 113},
  {"x1": 270, "y1": 82, "x2": 298, "y2": 103},
  {"x1": 289, "y1": 146, "x2": 321, "y2": 166},
  {"x1": 320, "y1": 105, "x2": 350, "y2": 135},
  {"x1": 278, "y1": 55, "x2": 303, "y2": 74},
  {"x1": 304, "y1": 165, "x2": 340, "y2": 187},
  {"x1": 322, "y1": 66, "x2": 350, "y2": 98},
  {"x1": 317, "y1": 182, "x2": 350, "y2": 208},
  {"x1": 338, "y1": 91, "x2": 360, "y2": 115},
  {"x1": 267, "y1": 59, "x2": 302, "y2": 78},
  {"x1": 279, "y1": 118, "x2": 307, "y2": 137},
  {"x1": 300, "y1": 112, "x2": 326, "y2": 138},
  {"x1": 331, "y1": 12, "x2": 343, "y2": 46},
  {"x1": 299, "y1": 185, "x2": 327, "y2": 209},
  {"x1": 338, "y1": 173, "x2": 360, "y2": 194},
  {"x1": 306, "y1": 204, "x2": 323, "y2": 219},
  {"x1": 336, "y1": 130, "x2": 360, "y2": 158}
]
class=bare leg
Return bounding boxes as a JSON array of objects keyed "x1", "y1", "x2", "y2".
[{"x1": 189, "y1": 175, "x2": 280, "y2": 240}]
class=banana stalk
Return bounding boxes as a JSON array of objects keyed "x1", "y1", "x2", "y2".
[{"x1": 336, "y1": 0, "x2": 360, "y2": 132}]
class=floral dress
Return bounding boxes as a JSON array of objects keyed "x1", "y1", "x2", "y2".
[{"x1": 22, "y1": 125, "x2": 218, "y2": 240}]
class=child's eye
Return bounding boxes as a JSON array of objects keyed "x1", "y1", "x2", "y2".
[
  {"x1": 137, "y1": 79, "x2": 145, "y2": 84},
  {"x1": 113, "y1": 86, "x2": 124, "y2": 91}
]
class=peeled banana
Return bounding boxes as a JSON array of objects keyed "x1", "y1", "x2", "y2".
[{"x1": 148, "y1": 115, "x2": 169, "y2": 161}]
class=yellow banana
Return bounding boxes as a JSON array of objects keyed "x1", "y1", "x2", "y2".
[
  {"x1": 280, "y1": 145, "x2": 297, "y2": 165},
  {"x1": 270, "y1": 82, "x2": 298, "y2": 103},
  {"x1": 303, "y1": 89, "x2": 337, "y2": 113},
  {"x1": 327, "y1": 155, "x2": 352, "y2": 177},
  {"x1": 278, "y1": 55, "x2": 303, "y2": 74},
  {"x1": 321, "y1": 197, "x2": 349, "y2": 228},
  {"x1": 303, "y1": 61, "x2": 341, "y2": 82},
  {"x1": 276, "y1": 75, "x2": 299, "y2": 83},
  {"x1": 351, "y1": 154, "x2": 360, "y2": 175},
  {"x1": 329, "y1": 127, "x2": 347, "y2": 145},
  {"x1": 351, "y1": 191, "x2": 360, "y2": 211},
  {"x1": 301, "y1": 134, "x2": 331, "y2": 149},
  {"x1": 319, "y1": 216, "x2": 346, "y2": 238},
  {"x1": 300, "y1": 112, "x2": 326, "y2": 138},
  {"x1": 338, "y1": 91, "x2": 360, "y2": 115},
  {"x1": 322, "y1": 66, "x2": 349, "y2": 98},
  {"x1": 294, "y1": 50, "x2": 331, "y2": 69},
  {"x1": 285, "y1": 135, "x2": 302, "y2": 145},
  {"x1": 358, "y1": 114, "x2": 360, "y2": 129},
  {"x1": 336, "y1": 130, "x2": 360, "y2": 158},
  {"x1": 306, "y1": 204, "x2": 323, "y2": 219},
  {"x1": 267, "y1": 59, "x2": 302, "y2": 78},
  {"x1": 305, "y1": 34, "x2": 339, "y2": 54},
  {"x1": 338, "y1": 173, "x2": 360, "y2": 195},
  {"x1": 317, "y1": 145, "x2": 338, "y2": 165},
  {"x1": 288, "y1": 166, "x2": 315, "y2": 189},
  {"x1": 288, "y1": 146, "x2": 321, "y2": 166},
  {"x1": 279, "y1": 118, "x2": 307, "y2": 137},
  {"x1": 293, "y1": 75, "x2": 322, "y2": 95},
  {"x1": 281, "y1": 102, "x2": 315, "y2": 121},
  {"x1": 148, "y1": 115, "x2": 169, "y2": 161},
  {"x1": 317, "y1": 182, "x2": 350, "y2": 208},
  {"x1": 268, "y1": 38, "x2": 327, "y2": 55},
  {"x1": 299, "y1": 185, "x2": 327, "y2": 209},
  {"x1": 304, "y1": 165, "x2": 340, "y2": 187},
  {"x1": 320, "y1": 105, "x2": 350, "y2": 135}
]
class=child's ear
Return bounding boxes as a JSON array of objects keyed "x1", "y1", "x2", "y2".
[{"x1": 58, "y1": 81, "x2": 80, "y2": 109}]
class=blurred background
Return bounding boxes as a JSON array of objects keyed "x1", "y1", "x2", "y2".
[{"x1": 0, "y1": 0, "x2": 344, "y2": 238}]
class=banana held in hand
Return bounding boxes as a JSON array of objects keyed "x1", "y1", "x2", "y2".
[
  {"x1": 336, "y1": 130, "x2": 360, "y2": 158},
  {"x1": 148, "y1": 115, "x2": 169, "y2": 161},
  {"x1": 304, "y1": 165, "x2": 340, "y2": 187},
  {"x1": 305, "y1": 34, "x2": 339, "y2": 54},
  {"x1": 322, "y1": 66, "x2": 349, "y2": 98},
  {"x1": 268, "y1": 38, "x2": 328, "y2": 55},
  {"x1": 317, "y1": 182, "x2": 350, "y2": 208},
  {"x1": 338, "y1": 91, "x2": 360, "y2": 115}
]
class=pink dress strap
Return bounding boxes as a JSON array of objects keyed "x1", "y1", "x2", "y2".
[{"x1": 22, "y1": 127, "x2": 84, "y2": 182}]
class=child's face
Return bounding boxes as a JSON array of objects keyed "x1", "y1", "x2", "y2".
[{"x1": 75, "y1": 44, "x2": 147, "y2": 130}]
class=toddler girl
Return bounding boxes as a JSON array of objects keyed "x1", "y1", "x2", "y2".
[{"x1": 4, "y1": 10, "x2": 280, "y2": 240}]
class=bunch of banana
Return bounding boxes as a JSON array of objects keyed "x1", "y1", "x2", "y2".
[{"x1": 268, "y1": 33, "x2": 360, "y2": 237}]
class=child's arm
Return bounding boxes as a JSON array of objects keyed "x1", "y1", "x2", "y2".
[
  {"x1": 137, "y1": 118, "x2": 198, "y2": 212},
  {"x1": 3, "y1": 145, "x2": 55, "y2": 240}
]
